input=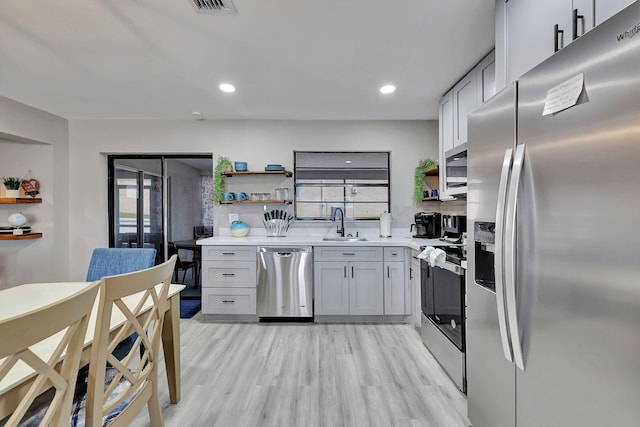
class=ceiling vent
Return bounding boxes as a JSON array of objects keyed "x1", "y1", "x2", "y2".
[{"x1": 191, "y1": 0, "x2": 237, "y2": 13}]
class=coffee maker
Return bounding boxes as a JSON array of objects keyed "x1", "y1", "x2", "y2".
[{"x1": 411, "y1": 212, "x2": 441, "y2": 238}]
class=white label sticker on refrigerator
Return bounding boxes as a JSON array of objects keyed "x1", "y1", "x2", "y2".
[{"x1": 542, "y1": 73, "x2": 585, "y2": 116}]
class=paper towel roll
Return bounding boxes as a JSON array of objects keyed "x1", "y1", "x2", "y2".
[{"x1": 379, "y1": 212, "x2": 391, "y2": 237}]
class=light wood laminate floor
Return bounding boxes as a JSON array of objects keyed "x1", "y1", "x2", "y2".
[{"x1": 132, "y1": 316, "x2": 470, "y2": 427}]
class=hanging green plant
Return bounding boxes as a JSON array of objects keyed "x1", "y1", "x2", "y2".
[
  {"x1": 413, "y1": 158, "x2": 438, "y2": 203},
  {"x1": 213, "y1": 156, "x2": 233, "y2": 204}
]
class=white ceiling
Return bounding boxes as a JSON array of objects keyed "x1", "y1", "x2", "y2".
[{"x1": 0, "y1": 0, "x2": 495, "y2": 120}]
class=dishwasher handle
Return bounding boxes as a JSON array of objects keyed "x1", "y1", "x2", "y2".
[{"x1": 258, "y1": 247, "x2": 312, "y2": 254}]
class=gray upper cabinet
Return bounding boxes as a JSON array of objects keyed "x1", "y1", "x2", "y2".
[
  {"x1": 572, "y1": 0, "x2": 635, "y2": 39},
  {"x1": 504, "y1": 0, "x2": 634, "y2": 83},
  {"x1": 506, "y1": 0, "x2": 571, "y2": 83},
  {"x1": 452, "y1": 72, "x2": 477, "y2": 147},
  {"x1": 439, "y1": 50, "x2": 494, "y2": 198},
  {"x1": 595, "y1": 0, "x2": 636, "y2": 25},
  {"x1": 476, "y1": 54, "x2": 496, "y2": 104}
]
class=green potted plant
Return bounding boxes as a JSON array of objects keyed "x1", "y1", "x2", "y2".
[
  {"x1": 2, "y1": 177, "x2": 21, "y2": 198},
  {"x1": 213, "y1": 156, "x2": 233, "y2": 204},
  {"x1": 413, "y1": 159, "x2": 438, "y2": 203}
]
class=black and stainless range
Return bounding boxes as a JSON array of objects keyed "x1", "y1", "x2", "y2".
[{"x1": 421, "y1": 214, "x2": 467, "y2": 392}]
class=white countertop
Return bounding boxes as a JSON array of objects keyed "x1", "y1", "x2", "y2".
[{"x1": 196, "y1": 228, "x2": 460, "y2": 252}]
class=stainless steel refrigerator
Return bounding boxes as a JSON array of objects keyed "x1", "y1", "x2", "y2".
[{"x1": 466, "y1": 4, "x2": 640, "y2": 427}]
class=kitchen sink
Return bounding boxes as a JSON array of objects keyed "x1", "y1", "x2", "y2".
[{"x1": 322, "y1": 237, "x2": 368, "y2": 242}]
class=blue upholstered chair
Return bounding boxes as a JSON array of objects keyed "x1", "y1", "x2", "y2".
[
  {"x1": 85, "y1": 248, "x2": 157, "y2": 361},
  {"x1": 86, "y1": 248, "x2": 157, "y2": 281}
]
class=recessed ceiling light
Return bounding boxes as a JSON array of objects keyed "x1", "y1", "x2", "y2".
[
  {"x1": 379, "y1": 84, "x2": 396, "y2": 94},
  {"x1": 219, "y1": 83, "x2": 236, "y2": 93}
]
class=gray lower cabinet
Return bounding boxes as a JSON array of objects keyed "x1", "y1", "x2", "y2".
[
  {"x1": 383, "y1": 261, "x2": 406, "y2": 315},
  {"x1": 314, "y1": 247, "x2": 384, "y2": 316},
  {"x1": 383, "y1": 247, "x2": 409, "y2": 316},
  {"x1": 313, "y1": 261, "x2": 349, "y2": 315},
  {"x1": 410, "y1": 250, "x2": 422, "y2": 328},
  {"x1": 349, "y1": 262, "x2": 384, "y2": 315},
  {"x1": 201, "y1": 245, "x2": 257, "y2": 315}
]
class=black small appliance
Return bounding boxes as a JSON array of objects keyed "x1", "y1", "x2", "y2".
[
  {"x1": 411, "y1": 212, "x2": 441, "y2": 238},
  {"x1": 440, "y1": 214, "x2": 466, "y2": 243},
  {"x1": 440, "y1": 214, "x2": 467, "y2": 263}
]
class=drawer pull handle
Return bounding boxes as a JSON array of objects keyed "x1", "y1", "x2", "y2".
[
  {"x1": 222, "y1": 300, "x2": 235, "y2": 304},
  {"x1": 222, "y1": 252, "x2": 236, "y2": 255},
  {"x1": 343, "y1": 253, "x2": 355, "y2": 256},
  {"x1": 222, "y1": 273, "x2": 235, "y2": 277}
]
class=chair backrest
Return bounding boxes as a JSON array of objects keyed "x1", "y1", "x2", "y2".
[
  {"x1": 85, "y1": 255, "x2": 177, "y2": 427},
  {"x1": 86, "y1": 248, "x2": 157, "y2": 281},
  {"x1": 193, "y1": 226, "x2": 213, "y2": 240},
  {"x1": 0, "y1": 281, "x2": 100, "y2": 426}
]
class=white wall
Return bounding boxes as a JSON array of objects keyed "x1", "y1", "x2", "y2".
[
  {"x1": 0, "y1": 97, "x2": 69, "y2": 289},
  {"x1": 68, "y1": 119, "x2": 438, "y2": 279}
]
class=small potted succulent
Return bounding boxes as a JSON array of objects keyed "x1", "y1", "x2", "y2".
[{"x1": 2, "y1": 177, "x2": 21, "y2": 198}]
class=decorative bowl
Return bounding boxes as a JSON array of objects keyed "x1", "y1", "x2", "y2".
[
  {"x1": 8, "y1": 212, "x2": 27, "y2": 227},
  {"x1": 234, "y1": 162, "x2": 248, "y2": 172},
  {"x1": 230, "y1": 220, "x2": 250, "y2": 237}
]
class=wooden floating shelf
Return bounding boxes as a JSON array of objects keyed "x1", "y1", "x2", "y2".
[
  {"x1": 0, "y1": 198, "x2": 42, "y2": 204},
  {"x1": 423, "y1": 167, "x2": 439, "y2": 176},
  {"x1": 0, "y1": 233, "x2": 43, "y2": 240},
  {"x1": 222, "y1": 170, "x2": 293, "y2": 177},
  {"x1": 220, "y1": 200, "x2": 293, "y2": 205},
  {"x1": 421, "y1": 197, "x2": 440, "y2": 202}
]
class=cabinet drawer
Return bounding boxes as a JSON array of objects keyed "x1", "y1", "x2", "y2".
[
  {"x1": 201, "y1": 246, "x2": 256, "y2": 261},
  {"x1": 202, "y1": 288, "x2": 256, "y2": 315},
  {"x1": 384, "y1": 247, "x2": 405, "y2": 261},
  {"x1": 201, "y1": 261, "x2": 256, "y2": 288},
  {"x1": 314, "y1": 246, "x2": 382, "y2": 262}
]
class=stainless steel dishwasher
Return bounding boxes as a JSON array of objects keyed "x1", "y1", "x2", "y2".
[{"x1": 257, "y1": 246, "x2": 313, "y2": 319}]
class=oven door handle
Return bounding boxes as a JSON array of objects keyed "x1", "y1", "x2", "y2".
[
  {"x1": 434, "y1": 262, "x2": 465, "y2": 276},
  {"x1": 495, "y1": 148, "x2": 514, "y2": 363},
  {"x1": 505, "y1": 144, "x2": 526, "y2": 371}
]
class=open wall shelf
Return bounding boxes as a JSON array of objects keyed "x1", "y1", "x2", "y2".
[
  {"x1": 0, "y1": 233, "x2": 43, "y2": 240},
  {"x1": 0, "y1": 198, "x2": 42, "y2": 204},
  {"x1": 220, "y1": 200, "x2": 293, "y2": 205},
  {"x1": 222, "y1": 171, "x2": 293, "y2": 177}
]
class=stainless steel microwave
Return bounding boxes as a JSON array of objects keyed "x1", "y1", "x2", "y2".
[{"x1": 443, "y1": 143, "x2": 467, "y2": 196}]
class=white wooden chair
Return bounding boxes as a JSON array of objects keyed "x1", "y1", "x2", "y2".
[
  {"x1": 0, "y1": 281, "x2": 101, "y2": 427},
  {"x1": 84, "y1": 255, "x2": 176, "y2": 427}
]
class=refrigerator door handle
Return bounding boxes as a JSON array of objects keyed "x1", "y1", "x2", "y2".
[
  {"x1": 495, "y1": 148, "x2": 514, "y2": 362},
  {"x1": 505, "y1": 144, "x2": 526, "y2": 371}
]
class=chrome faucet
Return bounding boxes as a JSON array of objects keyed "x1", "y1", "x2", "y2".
[{"x1": 332, "y1": 207, "x2": 345, "y2": 237}]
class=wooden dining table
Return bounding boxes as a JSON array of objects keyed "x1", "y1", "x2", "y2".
[{"x1": 0, "y1": 281, "x2": 185, "y2": 419}]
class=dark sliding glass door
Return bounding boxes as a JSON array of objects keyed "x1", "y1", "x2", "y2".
[
  {"x1": 111, "y1": 164, "x2": 164, "y2": 264},
  {"x1": 108, "y1": 154, "x2": 213, "y2": 267}
]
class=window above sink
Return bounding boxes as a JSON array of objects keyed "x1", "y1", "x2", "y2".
[{"x1": 293, "y1": 151, "x2": 390, "y2": 221}]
